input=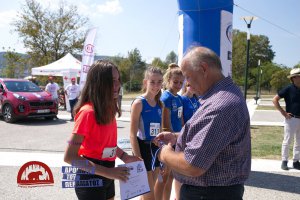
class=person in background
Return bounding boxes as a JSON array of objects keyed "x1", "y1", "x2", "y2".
[
  {"x1": 118, "y1": 85, "x2": 124, "y2": 114},
  {"x1": 156, "y1": 46, "x2": 251, "y2": 200},
  {"x1": 171, "y1": 82, "x2": 201, "y2": 199},
  {"x1": 65, "y1": 77, "x2": 81, "y2": 121},
  {"x1": 30, "y1": 77, "x2": 39, "y2": 86},
  {"x1": 45, "y1": 76, "x2": 60, "y2": 101},
  {"x1": 157, "y1": 63, "x2": 184, "y2": 200},
  {"x1": 130, "y1": 66, "x2": 163, "y2": 200},
  {"x1": 64, "y1": 60, "x2": 140, "y2": 200},
  {"x1": 273, "y1": 68, "x2": 300, "y2": 170},
  {"x1": 45, "y1": 76, "x2": 60, "y2": 119},
  {"x1": 181, "y1": 83, "x2": 201, "y2": 124}
]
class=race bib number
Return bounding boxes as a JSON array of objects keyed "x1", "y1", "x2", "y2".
[
  {"x1": 178, "y1": 106, "x2": 183, "y2": 118},
  {"x1": 150, "y1": 123, "x2": 160, "y2": 136},
  {"x1": 102, "y1": 147, "x2": 117, "y2": 159}
]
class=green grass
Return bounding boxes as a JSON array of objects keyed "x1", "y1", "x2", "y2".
[{"x1": 251, "y1": 126, "x2": 292, "y2": 159}]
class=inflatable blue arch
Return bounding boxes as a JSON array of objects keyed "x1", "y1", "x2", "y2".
[{"x1": 177, "y1": 0, "x2": 233, "y2": 76}]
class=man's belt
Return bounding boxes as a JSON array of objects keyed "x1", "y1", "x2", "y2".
[{"x1": 290, "y1": 114, "x2": 300, "y2": 119}]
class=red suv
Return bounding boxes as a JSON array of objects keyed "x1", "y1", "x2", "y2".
[{"x1": 0, "y1": 78, "x2": 58, "y2": 123}]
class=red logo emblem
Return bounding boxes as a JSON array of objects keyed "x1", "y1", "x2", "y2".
[
  {"x1": 85, "y1": 44, "x2": 94, "y2": 53},
  {"x1": 17, "y1": 161, "x2": 54, "y2": 187}
]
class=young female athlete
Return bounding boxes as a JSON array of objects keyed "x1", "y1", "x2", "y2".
[
  {"x1": 157, "y1": 63, "x2": 184, "y2": 200},
  {"x1": 181, "y1": 83, "x2": 201, "y2": 124},
  {"x1": 130, "y1": 66, "x2": 163, "y2": 200},
  {"x1": 64, "y1": 60, "x2": 140, "y2": 200}
]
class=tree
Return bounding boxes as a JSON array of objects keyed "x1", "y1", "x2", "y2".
[
  {"x1": 127, "y1": 48, "x2": 146, "y2": 91},
  {"x1": 232, "y1": 29, "x2": 275, "y2": 88},
  {"x1": 151, "y1": 57, "x2": 167, "y2": 70},
  {"x1": 259, "y1": 62, "x2": 282, "y2": 92},
  {"x1": 12, "y1": 0, "x2": 88, "y2": 67},
  {"x1": 270, "y1": 68, "x2": 290, "y2": 91},
  {"x1": 293, "y1": 62, "x2": 300, "y2": 69},
  {"x1": 110, "y1": 55, "x2": 131, "y2": 84},
  {"x1": 2, "y1": 47, "x2": 28, "y2": 78},
  {"x1": 165, "y1": 51, "x2": 178, "y2": 65}
]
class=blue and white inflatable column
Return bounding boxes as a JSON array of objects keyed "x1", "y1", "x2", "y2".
[{"x1": 177, "y1": 0, "x2": 233, "y2": 76}]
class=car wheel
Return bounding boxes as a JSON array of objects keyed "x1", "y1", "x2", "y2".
[{"x1": 3, "y1": 104, "x2": 16, "y2": 123}]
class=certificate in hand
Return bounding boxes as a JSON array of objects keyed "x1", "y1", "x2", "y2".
[{"x1": 118, "y1": 161, "x2": 150, "y2": 200}]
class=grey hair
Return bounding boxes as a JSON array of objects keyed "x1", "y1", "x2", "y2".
[{"x1": 183, "y1": 46, "x2": 222, "y2": 71}]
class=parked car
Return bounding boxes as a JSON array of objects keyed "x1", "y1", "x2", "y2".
[{"x1": 0, "y1": 78, "x2": 58, "y2": 123}]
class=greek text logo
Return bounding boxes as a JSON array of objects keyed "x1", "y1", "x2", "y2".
[{"x1": 61, "y1": 160, "x2": 102, "y2": 188}]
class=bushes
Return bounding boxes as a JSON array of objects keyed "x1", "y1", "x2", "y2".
[{"x1": 123, "y1": 81, "x2": 142, "y2": 92}]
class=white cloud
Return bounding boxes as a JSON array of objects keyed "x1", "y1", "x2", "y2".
[
  {"x1": 0, "y1": 10, "x2": 17, "y2": 28},
  {"x1": 35, "y1": 0, "x2": 123, "y2": 17},
  {"x1": 96, "y1": 0, "x2": 123, "y2": 15}
]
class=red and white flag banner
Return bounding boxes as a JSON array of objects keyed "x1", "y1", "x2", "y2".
[{"x1": 79, "y1": 28, "x2": 97, "y2": 90}]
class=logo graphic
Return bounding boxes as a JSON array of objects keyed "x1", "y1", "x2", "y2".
[
  {"x1": 137, "y1": 163, "x2": 143, "y2": 173},
  {"x1": 158, "y1": 109, "x2": 162, "y2": 117},
  {"x1": 17, "y1": 161, "x2": 54, "y2": 187},
  {"x1": 226, "y1": 24, "x2": 232, "y2": 43},
  {"x1": 82, "y1": 65, "x2": 90, "y2": 73},
  {"x1": 84, "y1": 44, "x2": 94, "y2": 53}
]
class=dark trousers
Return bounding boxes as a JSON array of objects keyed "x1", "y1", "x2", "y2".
[
  {"x1": 180, "y1": 184, "x2": 244, "y2": 200},
  {"x1": 69, "y1": 98, "x2": 78, "y2": 119}
]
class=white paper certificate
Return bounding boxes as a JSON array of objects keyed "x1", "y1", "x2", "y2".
[{"x1": 118, "y1": 161, "x2": 150, "y2": 200}]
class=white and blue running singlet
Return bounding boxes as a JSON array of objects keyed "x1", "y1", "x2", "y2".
[
  {"x1": 160, "y1": 90, "x2": 183, "y2": 132},
  {"x1": 135, "y1": 96, "x2": 162, "y2": 141},
  {"x1": 181, "y1": 95, "x2": 201, "y2": 123}
]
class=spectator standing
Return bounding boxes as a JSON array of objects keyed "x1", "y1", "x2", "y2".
[
  {"x1": 65, "y1": 77, "x2": 81, "y2": 121},
  {"x1": 45, "y1": 76, "x2": 60, "y2": 101},
  {"x1": 45, "y1": 76, "x2": 60, "y2": 119},
  {"x1": 273, "y1": 68, "x2": 300, "y2": 170},
  {"x1": 156, "y1": 46, "x2": 251, "y2": 200}
]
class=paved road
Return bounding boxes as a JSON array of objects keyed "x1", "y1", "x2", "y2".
[{"x1": 1, "y1": 99, "x2": 300, "y2": 200}]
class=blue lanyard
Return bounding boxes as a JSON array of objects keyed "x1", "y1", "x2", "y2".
[{"x1": 150, "y1": 142, "x2": 165, "y2": 171}]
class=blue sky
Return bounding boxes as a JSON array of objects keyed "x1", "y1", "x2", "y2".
[{"x1": 0, "y1": 0, "x2": 299, "y2": 67}]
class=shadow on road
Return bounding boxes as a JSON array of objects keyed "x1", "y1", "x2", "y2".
[
  {"x1": 245, "y1": 171, "x2": 300, "y2": 194},
  {"x1": 0, "y1": 117, "x2": 69, "y2": 126}
]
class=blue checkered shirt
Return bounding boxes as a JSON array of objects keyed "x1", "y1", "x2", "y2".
[{"x1": 174, "y1": 77, "x2": 251, "y2": 186}]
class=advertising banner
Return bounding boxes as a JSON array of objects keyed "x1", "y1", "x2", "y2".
[{"x1": 79, "y1": 28, "x2": 97, "y2": 90}]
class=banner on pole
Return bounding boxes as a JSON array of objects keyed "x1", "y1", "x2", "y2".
[{"x1": 79, "y1": 28, "x2": 97, "y2": 90}]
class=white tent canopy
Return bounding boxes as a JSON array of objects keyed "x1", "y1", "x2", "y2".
[{"x1": 31, "y1": 53, "x2": 81, "y2": 76}]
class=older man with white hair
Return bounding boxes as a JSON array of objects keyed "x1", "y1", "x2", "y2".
[
  {"x1": 155, "y1": 46, "x2": 251, "y2": 200},
  {"x1": 273, "y1": 68, "x2": 300, "y2": 170}
]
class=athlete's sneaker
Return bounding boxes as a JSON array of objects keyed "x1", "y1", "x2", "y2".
[
  {"x1": 293, "y1": 161, "x2": 300, "y2": 170},
  {"x1": 281, "y1": 161, "x2": 289, "y2": 170}
]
